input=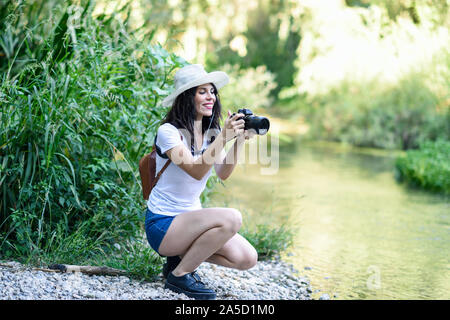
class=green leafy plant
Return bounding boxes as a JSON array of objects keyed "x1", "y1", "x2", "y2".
[
  {"x1": 240, "y1": 223, "x2": 295, "y2": 260},
  {"x1": 101, "y1": 239, "x2": 164, "y2": 282},
  {"x1": 0, "y1": 0, "x2": 186, "y2": 272},
  {"x1": 395, "y1": 140, "x2": 450, "y2": 194}
]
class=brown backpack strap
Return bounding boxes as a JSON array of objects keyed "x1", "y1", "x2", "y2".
[
  {"x1": 149, "y1": 133, "x2": 184, "y2": 191},
  {"x1": 151, "y1": 159, "x2": 171, "y2": 189}
]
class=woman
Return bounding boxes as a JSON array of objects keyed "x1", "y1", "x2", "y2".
[{"x1": 145, "y1": 64, "x2": 258, "y2": 300}]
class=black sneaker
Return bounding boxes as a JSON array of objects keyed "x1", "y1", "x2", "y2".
[
  {"x1": 162, "y1": 256, "x2": 181, "y2": 279},
  {"x1": 165, "y1": 271, "x2": 216, "y2": 300}
]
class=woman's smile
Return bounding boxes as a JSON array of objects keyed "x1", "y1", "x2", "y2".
[{"x1": 195, "y1": 83, "x2": 216, "y2": 118}]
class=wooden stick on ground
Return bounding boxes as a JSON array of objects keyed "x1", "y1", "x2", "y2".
[{"x1": 48, "y1": 264, "x2": 127, "y2": 276}]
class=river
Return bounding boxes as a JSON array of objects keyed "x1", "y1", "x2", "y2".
[{"x1": 208, "y1": 137, "x2": 449, "y2": 300}]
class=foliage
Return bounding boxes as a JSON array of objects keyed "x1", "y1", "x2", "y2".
[
  {"x1": 345, "y1": 0, "x2": 450, "y2": 26},
  {"x1": 123, "y1": 0, "x2": 303, "y2": 100},
  {"x1": 218, "y1": 64, "x2": 276, "y2": 112},
  {"x1": 100, "y1": 238, "x2": 164, "y2": 281},
  {"x1": 303, "y1": 68, "x2": 450, "y2": 150},
  {"x1": 0, "y1": 0, "x2": 186, "y2": 267},
  {"x1": 295, "y1": 2, "x2": 449, "y2": 96},
  {"x1": 289, "y1": 1, "x2": 450, "y2": 150},
  {"x1": 206, "y1": 0, "x2": 301, "y2": 98},
  {"x1": 395, "y1": 140, "x2": 450, "y2": 194},
  {"x1": 243, "y1": 1, "x2": 301, "y2": 98},
  {"x1": 239, "y1": 223, "x2": 294, "y2": 260}
]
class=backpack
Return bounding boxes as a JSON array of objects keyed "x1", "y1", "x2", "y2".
[{"x1": 138, "y1": 134, "x2": 183, "y2": 200}]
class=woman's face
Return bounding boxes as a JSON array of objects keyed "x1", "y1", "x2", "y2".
[{"x1": 194, "y1": 83, "x2": 216, "y2": 120}]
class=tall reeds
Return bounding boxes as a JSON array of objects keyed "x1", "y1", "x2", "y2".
[{"x1": 0, "y1": 0, "x2": 186, "y2": 269}]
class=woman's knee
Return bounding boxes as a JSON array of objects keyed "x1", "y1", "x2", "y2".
[
  {"x1": 237, "y1": 247, "x2": 258, "y2": 270},
  {"x1": 222, "y1": 208, "x2": 242, "y2": 234}
]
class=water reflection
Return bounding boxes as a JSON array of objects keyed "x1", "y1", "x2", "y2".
[{"x1": 209, "y1": 139, "x2": 449, "y2": 299}]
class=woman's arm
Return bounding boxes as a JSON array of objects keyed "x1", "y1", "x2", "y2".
[
  {"x1": 214, "y1": 136, "x2": 245, "y2": 180},
  {"x1": 214, "y1": 129, "x2": 256, "y2": 180},
  {"x1": 165, "y1": 112, "x2": 245, "y2": 180}
]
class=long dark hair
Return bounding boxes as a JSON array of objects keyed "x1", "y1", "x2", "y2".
[{"x1": 162, "y1": 83, "x2": 222, "y2": 146}]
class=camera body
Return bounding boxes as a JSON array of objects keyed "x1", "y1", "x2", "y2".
[{"x1": 235, "y1": 108, "x2": 270, "y2": 135}]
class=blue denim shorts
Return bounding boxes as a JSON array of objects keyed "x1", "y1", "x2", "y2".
[{"x1": 145, "y1": 208, "x2": 175, "y2": 256}]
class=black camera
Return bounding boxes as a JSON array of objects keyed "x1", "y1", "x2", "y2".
[{"x1": 234, "y1": 108, "x2": 270, "y2": 135}]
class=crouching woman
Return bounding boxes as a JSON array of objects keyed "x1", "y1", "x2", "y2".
[{"x1": 145, "y1": 64, "x2": 258, "y2": 300}]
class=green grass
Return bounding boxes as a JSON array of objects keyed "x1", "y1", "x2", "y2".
[
  {"x1": 395, "y1": 140, "x2": 450, "y2": 194},
  {"x1": 240, "y1": 223, "x2": 295, "y2": 260}
]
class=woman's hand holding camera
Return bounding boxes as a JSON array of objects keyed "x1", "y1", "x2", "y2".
[
  {"x1": 221, "y1": 110, "x2": 257, "y2": 142},
  {"x1": 221, "y1": 110, "x2": 246, "y2": 142}
]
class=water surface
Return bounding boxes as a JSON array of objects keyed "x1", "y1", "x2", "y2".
[{"x1": 208, "y1": 139, "x2": 449, "y2": 299}]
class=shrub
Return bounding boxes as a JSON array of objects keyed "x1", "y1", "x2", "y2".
[
  {"x1": 0, "y1": 0, "x2": 186, "y2": 266},
  {"x1": 239, "y1": 223, "x2": 295, "y2": 260},
  {"x1": 292, "y1": 2, "x2": 450, "y2": 150},
  {"x1": 395, "y1": 140, "x2": 450, "y2": 194},
  {"x1": 304, "y1": 70, "x2": 450, "y2": 150}
]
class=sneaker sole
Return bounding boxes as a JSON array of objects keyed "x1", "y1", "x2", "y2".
[{"x1": 165, "y1": 282, "x2": 216, "y2": 300}]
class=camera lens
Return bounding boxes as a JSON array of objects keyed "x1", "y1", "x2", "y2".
[
  {"x1": 257, "y1": 118, "x2": 270, "y2": 135},
  {"x1": 246, "y1": 116, "x2": 270, "y2": 135}
]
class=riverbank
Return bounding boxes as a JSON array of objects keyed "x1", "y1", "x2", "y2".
[{"x1": 0, "y1": 259, "x2": 321, "y2": 300}]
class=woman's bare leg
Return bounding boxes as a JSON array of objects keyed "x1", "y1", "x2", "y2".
[
  {"x1": 206, "y1": 233, "x2": 258, "y2": 270},
  {"x1": 157, "y1": 207, "x2": 243, "y2": 276},
  {"x1": 174, "y1": 234, "x2": 257, "y2": 270}
]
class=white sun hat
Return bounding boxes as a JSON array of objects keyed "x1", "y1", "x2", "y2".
[{"x1": 161, "y1": 64, "x2": 229, "y2": 107}]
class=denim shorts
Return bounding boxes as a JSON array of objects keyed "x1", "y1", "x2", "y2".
[{"x1": 145, "y1": 208, "x2": 175, "y2": 256}]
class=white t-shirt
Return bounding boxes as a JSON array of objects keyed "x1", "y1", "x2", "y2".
[{"x1": 147, "y1": 123, "x2": 214, "y2": 216}]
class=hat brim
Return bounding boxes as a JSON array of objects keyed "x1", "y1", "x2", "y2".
[{"x1": 161, "y1": 71, "x2": 229, "y2": 107}]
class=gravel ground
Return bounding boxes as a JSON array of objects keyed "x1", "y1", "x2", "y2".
[{"x1": 0, "y1": 259, "x2": 320, "y2": 300}]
